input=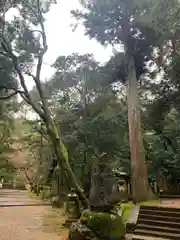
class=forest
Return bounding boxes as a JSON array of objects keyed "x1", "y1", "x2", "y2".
[{"x1": 0, "y1": 0, "x2": 180, "y2": 215}]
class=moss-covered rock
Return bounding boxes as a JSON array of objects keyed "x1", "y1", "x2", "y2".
[
  {"x1": 80, "y1": 210, "x2": 125, "y2": 239},
  {"x1": 120, "y1": 203, "x2": 134, "y2": 223},
  {"x1": 68, "y1": 222, "x2": 99, "y2": 240}
]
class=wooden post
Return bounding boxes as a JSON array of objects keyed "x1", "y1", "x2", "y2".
[
  {"x1": 128, "y1": 181, "x2": 131, "y2": 195},
  {"x1": 154, "y1": 181, "x2": 158, "y2": 195}
]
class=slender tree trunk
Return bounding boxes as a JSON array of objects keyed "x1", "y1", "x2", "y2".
[
  {"x1": 46, "y1": 123, "x2": 90, "y2": 209},
  {"x1": 82, "y1": 67, "x2": 88, "y2": 192},
  {"x1": 24, "y1": 170, "x2": 35, "y2": 191},
  {"x1": 32, "y1": 78, "x2": 90, "y2": 208},
  {"x1": 126, "y1": 55, "x2": 153, "y2": 202}
]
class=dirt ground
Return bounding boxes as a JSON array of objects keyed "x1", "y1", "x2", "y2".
[
  {"x1": 0, "y1": 189, "x2": 68, "y2": 240},
  {"x1": 1, "y1": 190, "x2": 180, "y2": 240}
]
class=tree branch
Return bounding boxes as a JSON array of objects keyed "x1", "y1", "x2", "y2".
[
  {"x1": 0, "y1": 91, "x2": 17, "y2": 100},
  {"x1": 37, "y1": 0, "x2": 48, "y2": 54},
  {"x1": 31, "y1": 30, "x2": 43, "y2": 36},
  {"x1": 26, "y1": 72, "x2": 36, "y2": 81},
  {"x1": 0, "y1": 51, "x2": 9, "y2": 57},
  {"x1": 11, "y1": 71, "x2": 45, "y2": 120},
  {"x1": 0, "y1": 38, "x2": 47, "y2": 121},
  {"x1": 1, "y1": 0, "x2": 55, "y2": 133},
  {"x1": 24, "y1": 0, "x2": 52, "y2": 124},
  {"x1": 19, "y1": 1, "x2": 49, "y2": 122},
  {"x1": 35, "y1": 0, "x2": 48, "y2": 83},
  {"x1": 0, "y1": 85, "x2": 25, "y2": 100}
]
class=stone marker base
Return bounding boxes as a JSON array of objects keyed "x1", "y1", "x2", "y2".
[
  {"x1": 68, "y1": 222, "x2": 99, "y2": 240},
  {"x1": 64, "y1": 218, "x2": 78, "y2": 228},
  {"x1": 78, "y1": 210, "x2": 125, "y2": 240},
  {"x1": 126, "y1": 206, "x2": 140, "y2": 234}
]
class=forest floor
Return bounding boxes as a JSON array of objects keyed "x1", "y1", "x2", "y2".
[{"x1": 0, "y1": 189, "x2": 68, "y2": 240}]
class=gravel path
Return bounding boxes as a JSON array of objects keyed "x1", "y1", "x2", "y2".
[{"x1": 0, "y1": 189, "x2": 66, "y2": 240}]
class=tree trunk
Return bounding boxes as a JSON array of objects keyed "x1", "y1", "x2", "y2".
[
  {"x1": 24, "y1": 170, "x2": 34, "y2": 190},
  {"x1": 46, "y1": 123, "x2": 90, "y2": 209},
  {"x1": 126, "y1": 56, "x2": 153, "y2": 202}
]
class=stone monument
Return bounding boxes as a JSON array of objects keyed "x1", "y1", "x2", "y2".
[
  {"x1": 89, "y1": 152, "x2": 121, "y2": 212},
  {"x1": 68, "y1": 152, "x2": 125, "y2": 240}
]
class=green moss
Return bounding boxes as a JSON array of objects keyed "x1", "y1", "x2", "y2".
[
  {"x1": 137, "y1": 200, "x2": 161, "y2": 206},
  {"x1": 121, "y1": 203, "x2": 134, "y2": 223},
  {"x1": 120, "y1": 199, "x2": 161, "y2": 223},
  {"x1": 80, "y1": 210, "x2": 125, "y2": 239}
]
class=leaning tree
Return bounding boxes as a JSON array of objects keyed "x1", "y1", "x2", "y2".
[{"x1": 0, "y1": 0, "x2": 89, "y2": 207}]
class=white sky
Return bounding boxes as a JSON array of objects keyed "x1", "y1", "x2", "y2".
[{"x1": 35, "y1": 0, "x2": 113, "y2": 88}]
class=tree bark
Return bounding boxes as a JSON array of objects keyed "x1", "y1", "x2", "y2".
[
  {"x1": 46, "y1": 123, "x2": 90, "y2": 209},
  {"x1": 126, "y1": 55, "x2": 153, "y2": 202}
]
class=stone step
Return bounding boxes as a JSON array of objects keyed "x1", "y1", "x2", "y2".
[
  {"x1": 126, "y1": 222, "x2": 136, "y2": 234},
  {"x1": 134, "y1": 229, "x2": 180, "y2": 240},
  {"x1": 136, "y1": 224, "x2": 180, "y2": 234},
  {"x1": 132, "y1": 206, "x2": 180, "y2": 240},
  {"x1": 140, "y1": 205, "x2": 180, "y2": 213},
  {"x1": 160, "y1": 195, "x2": 180, "y2": 199},
  {"x1": 137, "y1": 219, "x2": 180, "y2": 229},
  {"x1": 140, "y1": 209, "x2": 180, "y2": 218},
  {"x1": 138, "y1": 213, "x2": 180, "y2": 222},
  {"x1": 132, "y1": 235, "x2": 170, "y2": 240}
]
